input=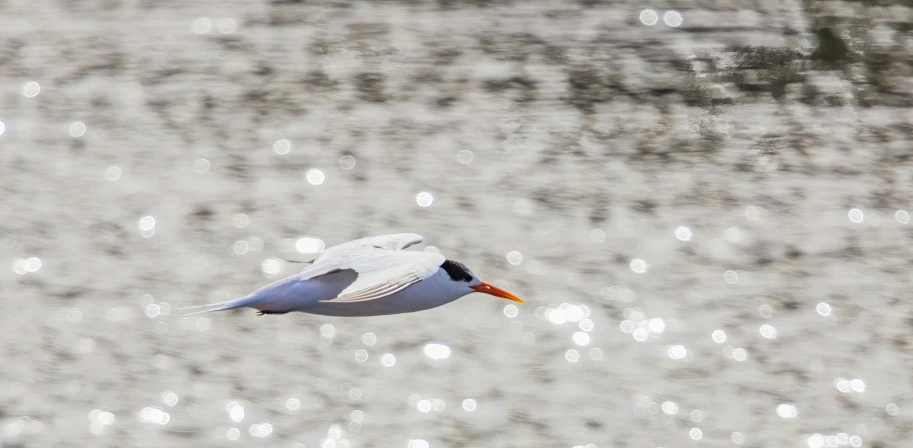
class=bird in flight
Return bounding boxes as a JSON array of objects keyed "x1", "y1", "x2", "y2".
[{"x1": 177, "y1": 233, "x2": 523, "y2": 317}]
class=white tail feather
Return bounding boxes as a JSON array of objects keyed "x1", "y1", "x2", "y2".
[{"x1": 172, "y1": 293, "x2": 271, "y2": 316}]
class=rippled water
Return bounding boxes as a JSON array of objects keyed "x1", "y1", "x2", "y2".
[{"x1": 2, "y1": 1, "x2": 912, "y2": 447}]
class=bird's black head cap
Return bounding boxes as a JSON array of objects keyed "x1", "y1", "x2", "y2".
[{"x1": 440, "y1": 259, "x2": 473, "y2": 282}]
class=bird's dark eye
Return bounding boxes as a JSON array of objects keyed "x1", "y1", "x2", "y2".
[{"x1": 440, "y1": 259, "x2": 473, "y2": 282}]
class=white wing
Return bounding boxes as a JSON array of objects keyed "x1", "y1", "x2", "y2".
[
  {"x1": 314, "y1": 233, "x2": 424, "y2": 263},
  {"x1": 297, "y1": 234, "x2": 445, "y2": 303},
  {"x1": 326, "y1": 250, "x2": 445, "y2": 303}
]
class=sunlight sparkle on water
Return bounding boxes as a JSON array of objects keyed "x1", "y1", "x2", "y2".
[
  {"x1": 217, "y1": 18, "x2": 237, "y2": 34},
  {"x1": 193, "y1": 158, "x2": 210, "y2": 173},
  {"x1": 416, "y1": 192, "x2": 434, "y2": 207},
  {"x1": 712, "y1": 330, "x2": 727, "y2": 343},
  {"x1": 573, "y1": 332, "x2": 590, "y2": 346},
  {"x1": 588, "y1": 348, "x2": 603, "y2": 360},
  {"x1": 233, "y1": 241, "x2": 249, "y2": 255},
  {"x1": 590, "y1": 229, "x2": 605, "y2": 243},
  {"x1": 835, "y1": 378, "x2": 852, "y2": 393},
  {"x1": 566, "y1": 304, "x2": 586, "y2": 322},
  {"x1": 648, "y1": 318, "x2": 665, "y2": 333},
  {"x1": 140, "y1": 407, "x2": 170, "y2": 425},
  {"x1": 456, "y1": 150, "x2": 473, "y2": 164},
  {"x1": 307, "y1": 169, "x2": 326, "y2": 185},
  {"x1": 249, "y1": 423, "x2": 273, "y2": 438},
  {"x1": 192, "y1": 18, "x2": 212, "y2": 34},
  {"x1": 776, "y1": 403, "x2": 797, "y2": 418},
  {"x1": 273, "y1": 139, "x2": 291, "y2": 154},
  {"x1": 668, "y1": 345, "x2": 686, "y2": 360},
  {"x1": 227, "y1": 401, "x2": 245, "y2": 422},
  {"x1": 630, "y1": 259, "x2": 647, "y2": 273},
  {"x1": 424, "y1": 343, "x2": 451, "y2": 360},
  {"x1": 675, "y1": 226, "x2": 692, "y2": 241},
  {"x1": 759, "y1": 324, "x2": 777, "y2": 339},
  {"x1": 663, "y1": 10, "x2": 683, "y2": 27},
  {"x1": 233, "y1": 214, "x2": 249, "y2": 228},
  {"x1": 139, "y1": 216, "x2": 156, "y2": 231},
  {"x1": 639, "y1": 10, "x2": 658, "y2": 25},
  {"x1": 848, "y1": 208, "x2": 864, "y2": 223},
  {"x1": 145, "y1": 304, "x2": 161, "y2": 318},
  {"x1": 14, "y1": 257, "x2": 42, "y2": 274},
  {"x1": 261, "y1": 258, "x2": 283, "y2": 276},
  {"x1": 286, "y1": 398, "x2": 300, "y2": 410},
  {"x1": 816, "y1": 303, "x2": 832, "y2": 316},
  {"x1": 161, "y1": 391, "x2": 178, "y2": 407},
  {"x1": 620, "y1": 320, "x2": 634, "y2": 333},
  {"x1": 69, "y1": 122, "x2": 86, "y2": 137},
  {"x1": 340, "y1": 155, "x2": 356, "y2": 169},
  {"x1": 22, "y1": 81, "x2": 40, "y2": 97},
  {"x1": 850, "y1": 379, "x2": 866, "y2": 392},
  {"x1": 381, "y1": 353, "x2": 396, "y2": 367},
  {"x1": 579, "y1": 318, "x2": 594, "y2": 332},
  {"x1": 296, "y1": 237, "x2": 325, "y2": 254},
  {"x1": 88, "y1": 410, "x2": 116, "y2": 432}
]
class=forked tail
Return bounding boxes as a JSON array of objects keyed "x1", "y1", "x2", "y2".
[
  {"x1": 172, "y1": 293, "x2": 269, "y2": 316},
  {"x1": 173, "y1": 276, "x2": 301, "y2": 316}
]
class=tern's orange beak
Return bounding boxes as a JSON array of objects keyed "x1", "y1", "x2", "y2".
[{"x1": 471, "y1": 282, "x2": 524, "y2": 304}]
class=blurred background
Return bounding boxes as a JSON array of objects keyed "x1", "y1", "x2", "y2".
[{"x1": 2, "y1": 0, "x2": 913, "y2": 447}]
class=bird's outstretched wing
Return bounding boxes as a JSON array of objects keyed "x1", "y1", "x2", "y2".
[
  {"x1": 297, "y1": 234, "x2": 445, "y2": 303},
  {"x1": 314, "y1": 233, "x2": 424, "y2": 264},
  {"x1": 326, "y1": 250, "x2": 445, "y2": 303}
]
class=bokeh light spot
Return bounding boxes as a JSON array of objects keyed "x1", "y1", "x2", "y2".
[
  {"x1": 340, "y1": 155, "x2": 356, "y2": 169},
  {"x1": 663, "y1": 10, "x2": 684, "y2": 27},
  {"x1": 416, "y1": 192, "x2": 434, "y2": 207},
  {"x1": 639, "y1": 10, "x2": 658, "y2": 25},
  {"x1": 307, "y1": 169, "x2": 326, "y2": 185},
  {"x1": 69, "y1": 122, "x2": 86, "y2": 137}
]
